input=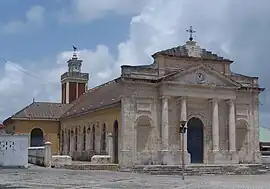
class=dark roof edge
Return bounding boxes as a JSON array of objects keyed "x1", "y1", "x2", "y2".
[
  {"x1": 152, "y1": 53, "x2": 233, "y2": 63},
  {"x1": 11, "y1": 117, "x2": 59, "y2": 121}
]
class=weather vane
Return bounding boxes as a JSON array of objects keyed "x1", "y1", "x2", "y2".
[
  {"x1": 73, "y1": 45, "x2": 77, "y2": 52},
  {"x1": 72, "y1": 45, "x2": 78, "y2": 58},
  {"x1": 186, "y1": 26, "x2": 196, "y2": 41}
]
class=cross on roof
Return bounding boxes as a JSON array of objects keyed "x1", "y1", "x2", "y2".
[{"x1": 186, "y1": 26, "x2": 196, "y2": 41}]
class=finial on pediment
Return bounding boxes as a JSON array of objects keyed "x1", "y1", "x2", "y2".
[{"x1": 186, "y1": 26, "x2": 196, "y2": 41}]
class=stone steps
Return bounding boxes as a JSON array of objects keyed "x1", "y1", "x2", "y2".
[
  {"x1": 53, "y1": 163, "x2": 119, "y2": 171},
  {"x1": 129, "y1": 164, "x2": 270, "y2": 176}
]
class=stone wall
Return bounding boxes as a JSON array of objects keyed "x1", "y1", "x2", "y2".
[
  {"x1": 28, "y1": 141, "x2": 52, "y2": 167},
  {"x1": 28, "y1": 146, "x2": 45, "y2": 166},
  {"x1": 0, "y1": 134, "x2": 28, "y2": 168}
]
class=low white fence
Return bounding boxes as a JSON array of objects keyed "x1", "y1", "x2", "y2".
[
  {"x1": 28, "y1": 141, "x2": 52, "y2": 167},
  {"x1": 0, "y1": 134, "x2": 28, "y2": 168}
]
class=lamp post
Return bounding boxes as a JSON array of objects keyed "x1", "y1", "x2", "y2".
[{"x1": 180, "y1": 120, "x2": 187, "y2": 180}]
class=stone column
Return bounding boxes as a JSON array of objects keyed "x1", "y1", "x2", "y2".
[
  {"x1": 161, "y1": 96, "x2": 169, "y2": 150},
  {"x1": 66, "y1": 82, "x2": 69, "y2": 103},
  {"x1": 119, "y1": 97, "x2": 135, "y2": 168},
  {"x1": 180, "y1": 97, "x2": 188, "y2": 151},
  {"x1": 179, "y1": 97, "x2": 190, "y2": 164},
  {"x1": 211, "y1": 99, "x2": 219, "y2": 152},
  {"x1": 108, "y1": 133, "x2": 113, "y2": 163},
  {"x1": 76, "y1": 82, "x2": 79, "y2": 99},
  {"x1": 253, "y1": 94, "x2": 262, "y2": 163},
  {"x1": 228, "y1": 99, "x2": 237, "y2": 163},
  {"x1": 70, "y1": 130, "x2": 74, "y2": 157},
  {"x1": 64, "y1": 131, "x2": 68, "y2": 155},
  {"x1": 86, "y1": 127, "x2": 91, "y2": 151},
  {"x1": 228, "y1": 99, "x2": 236, "y2": 152},
  {"x1": 44, "y1": 141, "x2": 52, "y2": 168}
]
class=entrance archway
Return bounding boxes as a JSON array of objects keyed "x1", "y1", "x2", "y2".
[
  {"x1": 187, "y1": 117, "x2": 204, "y2": 163},
  {"x1": 30, "y1": 128, "x2": 44, "y2": 147},
  {"x1": 113, "y1": 120, "x2": 119, "y2": 164}
]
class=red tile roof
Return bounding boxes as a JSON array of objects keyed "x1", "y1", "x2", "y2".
[
  {"x1": 11, "y1": 102, "x2": 73, "y2": 120},
  {"x1": 60, "y1": 78, "x2": 122, "y2": 118}
]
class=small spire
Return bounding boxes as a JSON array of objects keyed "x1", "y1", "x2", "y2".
[
  {"x1": 32, "y1": 97, "x2": 35, "y2": 103},
  {"x1": 186, "y1": 26, "x2": 196, "y2": 41},
  {"x1": 72, "y1": 45, "x2": 78, "y2": 59}
]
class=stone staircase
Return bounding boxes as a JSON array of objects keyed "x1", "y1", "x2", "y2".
[{"x1": 130, "y1": 164, "x2": 270, "y2": 176}]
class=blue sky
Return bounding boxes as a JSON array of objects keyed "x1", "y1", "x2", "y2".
[
  {"x1": 0, "y1": 0, "x2": 130, "y2": 63},
  {"x1": 0, "y1": 0, "x2": 270, "y2": 128}
]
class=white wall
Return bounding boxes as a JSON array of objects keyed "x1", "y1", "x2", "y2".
[{"x1": 0, "y1": 134, "x2": 28, "y2": 167}]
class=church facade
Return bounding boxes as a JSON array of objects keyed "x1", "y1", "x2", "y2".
[{"x1": 4, "y1": 38, "x2": 264, "y2": 167}]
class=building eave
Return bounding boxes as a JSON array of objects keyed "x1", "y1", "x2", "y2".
[{"x1": 11, "y1": 117, "x2": 60, "y2": 121}]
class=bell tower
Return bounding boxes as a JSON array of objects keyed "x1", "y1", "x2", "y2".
[{"x1": 61, "y1": 46, "x2": 89, "y2": 104}]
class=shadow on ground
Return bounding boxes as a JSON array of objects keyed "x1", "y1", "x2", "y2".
[{"x1": 0, "y1": 184, "x2": 29, "y2": 189}]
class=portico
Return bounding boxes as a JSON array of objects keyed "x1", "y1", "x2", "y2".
[{"x1": 160, "y1": 87, "x2": 238, "y2": 164}]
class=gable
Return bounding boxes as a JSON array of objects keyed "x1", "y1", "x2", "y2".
[{"x1": 163, "y1": 65, "x2": 240, "y2": 87}]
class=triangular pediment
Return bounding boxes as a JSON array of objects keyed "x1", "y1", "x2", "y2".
[{"x1": 162, "y1": 64, "x2": 240, "y2": 87}]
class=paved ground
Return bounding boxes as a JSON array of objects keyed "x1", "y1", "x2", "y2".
[{"x1": 1, "y1": 166, "x2": 270, "y2": 188}]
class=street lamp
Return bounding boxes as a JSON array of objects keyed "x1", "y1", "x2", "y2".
[{"x1": 179, "y1": 120, "x2": 187, "y2": 180}]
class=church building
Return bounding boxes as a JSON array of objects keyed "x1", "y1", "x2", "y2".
[{"x1": 3, "y1": 32, "x2": 264, "y2": 166}]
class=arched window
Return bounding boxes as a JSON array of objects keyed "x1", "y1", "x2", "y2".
[
  {"x1": 83, "y1": 127, "x2": 86, "y2": 151},
  {"x1": 30, "y1": 128, "x2": 44, "y2": 147},
  {"x1": 92, "y1": 124, "x2": 95, "y2": 151},
  {"x1": 101, "y1": 123, "x2": 106, "y2": 153},
  {"x1": 75, "y1": 127, "x2": 78, "y2": 151}
]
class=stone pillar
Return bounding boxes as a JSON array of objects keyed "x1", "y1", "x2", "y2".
[
  {"x1": 76, "y1": 82, "x2": 79, "y2": 99},
  {"x1": 179, "y1": 97, "x2": 190, "y2": 164},
  {"x1": 228, "y1": 99, "x2": 236, "y2": 152},
  {"x1": 44, "y1": 141, "x2": 52, "y2": 168},
  {"x1": 64, "y1": 131, "x2": 68, "y2": 155},
  {"x1": 86, "y1": 127, "x2": 91, "y2": 151},
  {"x1": 227, "y1": 99, "x2": 237, "y2": 163},
  {"x1": 119, "y1": 97, "x2": 135, "y2": 168},
  {"x1": 253, "y1": 94, "x2": 262, "y2": 163},
  {"x1": 108, "y1": 133, "x2": 113, "y2": 163},
  {"x1": 180, "y1": 97, "x2": 188, "y2": 151},
  {"x1": 66, "y1": 82, "x2": 69, "y2": 104},
  {"x1": 210, "y1": 98, "x2": 224, "y2": 163},
  {"x1": 70, "y1": 130, "x2": 74, "y2": 157},
  {"x1": 212, "y1": 99, "x2": 219, "y2": 151},
  {"x1": 161, "y1": 96, "x2": 169, "y2": 149}
]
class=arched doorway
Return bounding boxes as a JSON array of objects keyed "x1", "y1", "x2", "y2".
[
  {"x1": 30, "y1": 128, "x2": 44, "y2": 147},
  {"x1": 113, "y1": 120, "x2": 119, "y2": 164},
  {"x1": 187, "y1": 117, "x2": 204, "y2": 163}
]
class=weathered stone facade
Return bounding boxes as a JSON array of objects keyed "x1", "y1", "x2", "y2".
[{"x1": 119, "y1": 40, "x2": 264, "y2": 167}]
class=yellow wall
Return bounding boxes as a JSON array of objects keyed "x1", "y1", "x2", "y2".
[
  {"x1": 60, "y1": 107, "x2": 121, "y2": 145},
  {"x1": 5, "y1": 119, "x2": 60, "y2": 154}
]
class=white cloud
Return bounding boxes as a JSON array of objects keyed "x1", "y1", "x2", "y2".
[
  {"x1": 57, "y1": 0, "x2": 147, "y2": 23},
  {"x1": 2, "y1": 5, "x2": 45, "y2": 34},
  {"x1": 2, "y1": 0, "x2": 270, "y2": 128}
]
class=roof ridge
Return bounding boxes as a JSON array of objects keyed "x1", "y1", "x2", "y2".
[
  {"x1": 33, "y1": 101, "x2": 67, "y2": 104},
  {"x1": 86, "y1": 77, "x2": 120, "y2": 93}
]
